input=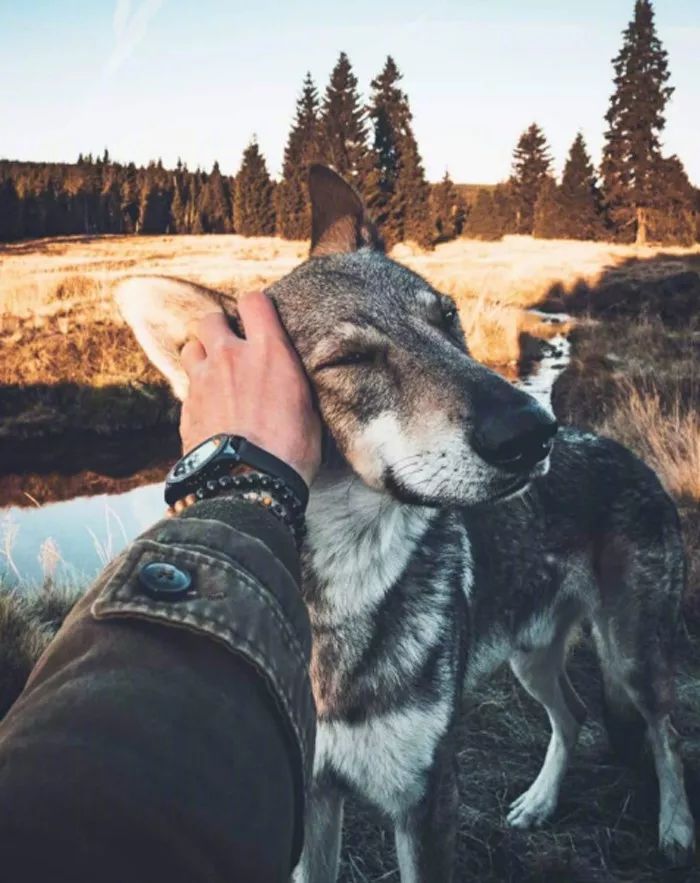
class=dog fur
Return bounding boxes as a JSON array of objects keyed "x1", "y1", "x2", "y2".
[{"x1": 114, "y1": 165, "x2": 695, "y2": 879}]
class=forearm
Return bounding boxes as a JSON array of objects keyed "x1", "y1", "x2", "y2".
[{"x1": 0, "y1": 499, "x2": 315, "y2": 883}]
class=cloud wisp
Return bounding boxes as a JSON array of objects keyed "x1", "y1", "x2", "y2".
[{"x1": 107, "y1": 0, "x2": 166, "y2": 75}]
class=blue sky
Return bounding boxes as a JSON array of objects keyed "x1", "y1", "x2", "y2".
[{"x1": 1, "y1": 0, "x2": 698, "y2": 183}]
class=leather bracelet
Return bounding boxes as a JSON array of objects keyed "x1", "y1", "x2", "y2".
[{"x1": 166, "y1": 470, "x2": 306, "y2": 548}]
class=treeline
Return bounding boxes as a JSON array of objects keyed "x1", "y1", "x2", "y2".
[
  {"x1": 0, "y1": 154, "x2": 236, "y2": 239},
  {"x1": 0, "y1": 0, "x2": 697, "y2": 247},
  {"x1": 0, "y1": 54, "x2": 457, "y2": 249},
  {"x1": 467, "y1": 0, "x2": 699, "y2": 246}
]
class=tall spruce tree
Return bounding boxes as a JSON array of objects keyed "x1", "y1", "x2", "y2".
[
  {"x1": 366, "y1": 56, "x2": 432, "y2": 249},
  {"x1": 233, "y1": 139, "x2": 276, "y2": 236},
  {"x1": 277, "y1": 73, "x2": 321, "y2": 239},
  {"x1": 511, "y1": 123, "x2": 552, "y2": 234},
  {"x1": 319, "y1": 53, "x2": 370, "y2": 191},
  {"x1": 601, "y1": 0, "x2": 673, "y2": 244},
  {"x1": 534, "y1": 134, "x2": 604, "y2": 240}
]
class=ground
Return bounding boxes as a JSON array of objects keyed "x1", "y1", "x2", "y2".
[{"x1": 1, "y1": 232, "x2": 700, "y2": 880}]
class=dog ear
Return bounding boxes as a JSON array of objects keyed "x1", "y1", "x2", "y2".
[
  {"x1": 308, "y1": 164, "x2": 383, "y2": 257},
  {"x1": 115, "y1": 276, "x2": 228, "y2": 401}
]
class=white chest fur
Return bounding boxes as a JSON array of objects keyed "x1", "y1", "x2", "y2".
[
  {"x1": 304, "y1": 473, "x2": 435, "y2": 622},
  {"x1": 303, "y1": 474, "x2": 454, "y2": 816},
  {"x1": 313, "y1": 698, "x2": 452, "y2": 818}
]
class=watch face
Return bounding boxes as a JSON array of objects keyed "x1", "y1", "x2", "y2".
[{"x1": 170, "y1": 435, "x2": 224, "y2": 482}]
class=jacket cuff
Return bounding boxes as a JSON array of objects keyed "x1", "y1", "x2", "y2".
[
  {"x1": 180, "y1": 495, "x2": 301, "y2": 582},
  {"x1": 89, "y1": 510, "x2": 315, "y2": 840}
]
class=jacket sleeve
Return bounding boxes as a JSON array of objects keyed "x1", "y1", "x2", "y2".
[{"x1": 0, "y1": 497, "x2": 315, "y2": 883}]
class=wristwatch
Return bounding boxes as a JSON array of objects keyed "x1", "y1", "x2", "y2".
[{"x1": 165, "y1": 434, "x2": 309, "y2": 509}]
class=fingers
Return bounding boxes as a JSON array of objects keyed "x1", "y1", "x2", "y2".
[
  {"x1": 181, "y1": 338, "x2": 205, "y2": 375},
  {"x1": 237, "y1": 291, "x2": 289, "y2": 344},
  {"x1": 195, "y1": 312, "x2": 241, "y2": 355}
]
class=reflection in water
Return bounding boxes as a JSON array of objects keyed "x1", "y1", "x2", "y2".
[
  {"x1": 1, "y1": 482, "x2": 165, "y2": 587},
  {"x1": 0, "y1": 320, "x2": 571, "y2": 589}
]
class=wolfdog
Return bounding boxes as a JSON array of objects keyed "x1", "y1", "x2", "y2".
[{"x1": 116, "y1": 165, "x2": 695, "y2": 880}]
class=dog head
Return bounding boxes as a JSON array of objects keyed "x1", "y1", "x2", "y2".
[{"x1": 116, "y1": 165, "x2": 556, "y2": 507}]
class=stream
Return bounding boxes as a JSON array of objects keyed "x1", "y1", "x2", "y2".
[{"x1": 0, "y1": 314, "x2": 571, "y2": 588}]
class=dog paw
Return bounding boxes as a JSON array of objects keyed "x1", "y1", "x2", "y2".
[
  {"x1": 507, "y1": 780, "x2": 558, "y2": 829},
  {"x1": 659, "y1": 813, "x2": 695, "y2": 866}
]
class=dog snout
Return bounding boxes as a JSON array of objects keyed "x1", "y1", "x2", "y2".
[{"x1": 472, "y1": 400, "x2": 558, "y2": 473}]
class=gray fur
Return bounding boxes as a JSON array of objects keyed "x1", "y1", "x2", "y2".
[{"x1": 110, "y1": 167, "x2": 695, "y2": 877}]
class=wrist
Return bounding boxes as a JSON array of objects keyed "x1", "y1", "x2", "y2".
[
  {"x1": 166, "y1": 470, "x2": 306, "y2": 548},
  {"x1": 166, "y1": 434, "x2": 310, "y2": 511}
]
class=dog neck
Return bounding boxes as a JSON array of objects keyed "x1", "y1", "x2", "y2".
[{"x1": 303, "y1": 464, "x2": 435, "y2": 622}]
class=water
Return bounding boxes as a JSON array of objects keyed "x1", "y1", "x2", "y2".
[{"x1": 0, "y1": 316, "x2": 572, "y2": 587}]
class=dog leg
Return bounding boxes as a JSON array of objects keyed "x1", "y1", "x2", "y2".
[
  {"x1": 647, "y1": 714, "x2": 696, "y2": 865},
  {"x1": 507, "y1": 642, "x2": 585, "y2": 829},
  {"x1": 593, "y1": 611, "x2": 695, "y2": 865},
  {"x1": 394, "y1": 750, "x2": 459, "y2": 882},
  {"x1": 292, "y1": 781, "x2": 344, "y2": 883}
]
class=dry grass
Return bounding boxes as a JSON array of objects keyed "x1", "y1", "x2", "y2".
[
  {"x1": 0, "y1": 233, "x2": 593, "y2": 391},
  {"x1": 3, "y1": 233, "x2": 699, "y2": 319},
  {"x1": 395, "y1": 235, "x2": 700, "y2": 307},
  {"x1": 598, "y1": 380, "x2": 700, "y2": 504}
]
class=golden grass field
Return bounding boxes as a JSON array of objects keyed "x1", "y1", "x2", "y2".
[{"x1": 2, "y1": 232, "x2": 699, "y2": 370}]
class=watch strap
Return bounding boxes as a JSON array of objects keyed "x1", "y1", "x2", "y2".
[{"x1": 166, "y1": 435, "x2": 309, "y2": 510}]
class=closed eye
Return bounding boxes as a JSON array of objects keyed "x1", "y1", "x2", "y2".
[{"x1": 315, "y1": 349, "x2": 378, "y2": 372}]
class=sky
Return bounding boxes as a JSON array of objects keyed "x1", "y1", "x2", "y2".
[{"x1": 1, "y1": 0, "x2": 698, "y2": 184}]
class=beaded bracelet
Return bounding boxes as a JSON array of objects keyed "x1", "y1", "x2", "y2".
[{"x1": 165, "y1": 470, "x2": 307, "y2": 548}]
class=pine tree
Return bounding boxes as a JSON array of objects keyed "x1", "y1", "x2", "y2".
[
  {"x1": 189, "y1": 170, "x2": 206, "y2": 234},
  {"x1": 511, "y1": 123, "x2": 552, "y2": 234},
  {"x1": 601, "y1": 0, "x2": 673, "y2": 244},
  {"x1": 233, "y1": 139, "x2": 276, "y2": 236},
  {"x1": 366, "y1": 56, "x2": 432, "y2": 249},
  {"x1": 534, "y1": 134, "x2": 604, "y2": 240},
  {"x1": 533, "y1": 177, "x2": 565, "y2": 239},
  {"x1": 648, "y1": 155, "x2": 697, "y2": 245},
  {"x1": 319, "y1": 53, "x2": 370, "y2": 191},
  {"x1": 559, "y1": 133, "x2": 604, "y2": 239},
  {"x1": 199, "y1": 161, "x2": 232, "y2": 233},
  {"x1": 138, "y1": 161, "x2": 172, "y2": 234},
  {"x1": 277, "y1": 73, "x2": 321, "y2": 240},
  {"x1": 170, "y1": 167, "x2": 190, "y2": 233},
  {"x1": 0, "y1": 176, "x2": 20, "y2": 241},
  {"x1": 120, "y1": 162, "x2": 140, "y2": 233},
  {"x1": 431, "y1": 172, "x2": 465, "y2": 243}
]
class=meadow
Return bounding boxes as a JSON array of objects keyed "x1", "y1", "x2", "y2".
[{"x1": 1, "y1": 232, "x2": 700, "y2": 880}]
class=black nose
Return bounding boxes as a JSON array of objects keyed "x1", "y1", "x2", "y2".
[{"x1": 473, "y1": 401, "x2": 558, "y2": 472}]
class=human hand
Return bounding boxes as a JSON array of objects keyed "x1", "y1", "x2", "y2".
[{"x1": 179, "y1": 291, "x2": 321, "y2": 487}]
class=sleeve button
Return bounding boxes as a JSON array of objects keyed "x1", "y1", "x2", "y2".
[{"x1": 138, "y1": 562, "x2": 192, "y2": 599}]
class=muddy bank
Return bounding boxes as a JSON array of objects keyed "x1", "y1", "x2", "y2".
[{"x1": 0, "y1": 427, "x2": 178, "y2": 506}]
